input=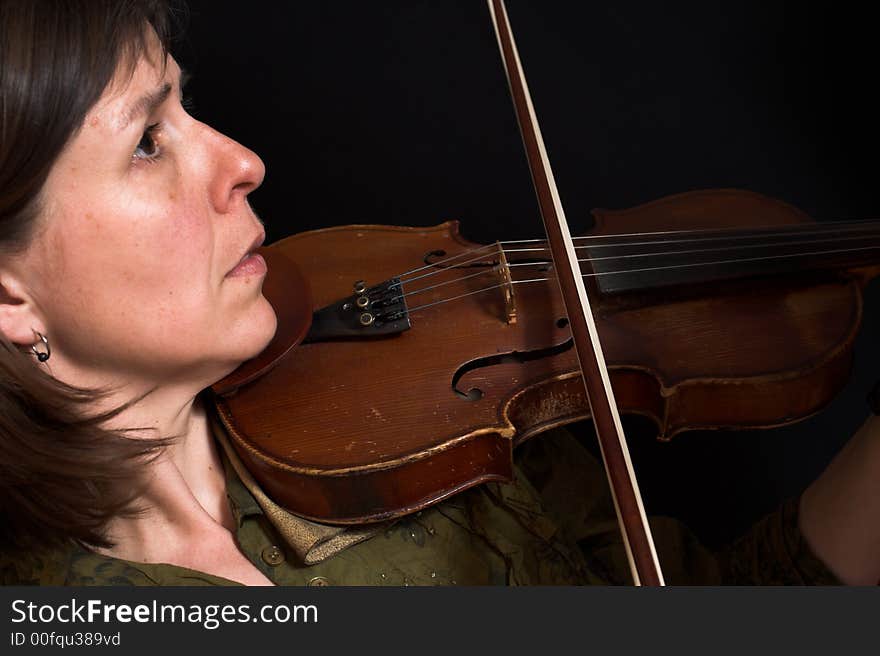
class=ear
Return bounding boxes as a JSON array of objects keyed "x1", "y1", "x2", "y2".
[{"x1": 0, "y1": 270, "x2": 45, "y2": 346}]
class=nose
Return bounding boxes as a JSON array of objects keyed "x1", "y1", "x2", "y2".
[{"x1": 203, "y1": 123, "x2": 266, "y2": 214}]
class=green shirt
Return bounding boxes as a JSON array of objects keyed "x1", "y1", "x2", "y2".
[{"x1": 0, "y1": 429, "x2": 838, "y2": 586}]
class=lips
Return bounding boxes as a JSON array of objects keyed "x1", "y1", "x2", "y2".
[{"x1": 226, "y1": 230, "x2": 267, "y2": 278}]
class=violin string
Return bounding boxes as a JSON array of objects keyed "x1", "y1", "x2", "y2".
[
  {"x1": 393, "y1": 218, "x2": 880, "y2": 280},
  {"x1": 397, "y1": 267, "x2": 501, "y2": 300},
  {"x1": 502, "y1": 221, "x2": 880, "y2": 252},
  {"x1": 400, "y1": 243, "x2": 880, "y2": 315},
  {"x1": 504, "y1": 231, "x2": 879, "y2": 267},
  {"x1": 499, "y1": 217, "x2": 880, "y2": 246},
  {"x1": 397, "y1": 246, "x2": 511, "y2": 286},
  {"x1": 394, "y1": 221, "x2": 880, "y2": 289},
  {"x1": 524, "y1": 243, "x2": 880, "y2": 281},
  {"x1": 404, "y1": 281, "x2": 511, "y2": 314},
  {"x1": 390, "y1": 232, "x2": 880, "y2": 305},
  {"x1": 396, "y1": 242, "x2": 501, "y2": 281}
]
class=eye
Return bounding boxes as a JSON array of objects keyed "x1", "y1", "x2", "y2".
[{"x1": 133, "y1": 123, "x2": 162, "y2": 162}]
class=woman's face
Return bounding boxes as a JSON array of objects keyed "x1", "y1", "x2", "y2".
[{"x1": 17, "y1": 40, "x2": 277, "y2": 390}]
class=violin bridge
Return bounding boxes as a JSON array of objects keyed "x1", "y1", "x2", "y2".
[{"x1": 495, "y1": 241, "x2": 517, "y2": 325}]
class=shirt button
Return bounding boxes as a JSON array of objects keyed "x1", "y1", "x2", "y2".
[
  {"x1": 261, "y1": 545, "x2": 285, "y2": 567},
  {"x1": 308, "y1": 576, "x2": 331, "y2": 587}
]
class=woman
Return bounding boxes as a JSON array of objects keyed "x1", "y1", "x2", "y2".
[
  {"x1": 0, "y1": 0, "x2": 871, "y2": 586},
  {"x1": 1, "y1": 0, "x2": 276, "y2": 585}
]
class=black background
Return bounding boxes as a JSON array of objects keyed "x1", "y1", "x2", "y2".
[{"x1": 176, "y1": 1, "x2": 880, "y2": 547}]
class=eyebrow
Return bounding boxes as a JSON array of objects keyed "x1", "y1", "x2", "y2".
[{"x1": 121, "y1": 81, "x2": 172, "y2": 131}]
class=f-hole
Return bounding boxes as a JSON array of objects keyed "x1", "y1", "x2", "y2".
[
  {"x1": 424, "y1": 250, "x2": 447, "y2": 265},
  {"x1": 452, "y1": 318, "x2": 573, "y2": 401}
]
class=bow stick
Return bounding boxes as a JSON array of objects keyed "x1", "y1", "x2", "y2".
[{"x1": 487, "y1": 0, "x2": 665, "y2": 586}]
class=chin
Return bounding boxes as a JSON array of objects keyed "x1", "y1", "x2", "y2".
[
  {"x1": 238, "y1": 295, "x2": 279, "y2": 360},
  {"x1": 199, "y1": 295, "x2": 279, "y2": 386}
]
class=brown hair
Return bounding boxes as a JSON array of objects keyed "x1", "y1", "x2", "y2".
[{"x1": 0, "y1": 0, "x2": 182, "y2": 554}]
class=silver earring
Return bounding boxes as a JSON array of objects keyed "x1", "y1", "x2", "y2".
[{"x1": 31, "y1": 331, "x2": 50, "y2": 362}]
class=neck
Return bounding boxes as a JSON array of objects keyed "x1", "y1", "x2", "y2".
[
  {"x1": 56, "y1": 369, "x2": 234, "y2": 556},
  {"x1": 40, "y1": 353, "x2": 269, "y2": 582},
  {"x1": 577, "y1": 220, "x2": 880, "y2": 295},
  {"x1": 96, "y1": 394, "x2": 234, "y2": 562}
]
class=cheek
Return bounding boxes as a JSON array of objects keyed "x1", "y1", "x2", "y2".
[
  {"x1": 40, "y1": 197, "x2": 218, "y2": 342},
  {"x1": 140, "y1": 199, "x2": 216, "y2": 288}
]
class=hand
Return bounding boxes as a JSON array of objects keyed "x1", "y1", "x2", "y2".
[{"x1": 799, "y1": 413, "x2": 880, "y2": 585}]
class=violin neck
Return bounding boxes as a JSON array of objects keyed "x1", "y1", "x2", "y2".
[{"x1": 586, "y1": 221, "x2": 880, "y2": 295}]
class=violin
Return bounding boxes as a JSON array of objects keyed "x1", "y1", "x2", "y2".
[
  {"x1": 210, "y1": 188, "x2": 880, "y2": 523},
  {"x1": 211, "y1": 1, "x2": 880, "y2": 585}
]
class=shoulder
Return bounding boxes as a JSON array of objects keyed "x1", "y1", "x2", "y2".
[
  {"x1": 1, "y1": 546, "x2": 150, "y2": 586},
  {"x1": 1, "y1": 546, "x2": 234, "y2": 587}
]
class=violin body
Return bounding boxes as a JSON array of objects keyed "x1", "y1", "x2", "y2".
[{"x1": 213, "y1": 189, "x2": 876, "y2": 524}]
